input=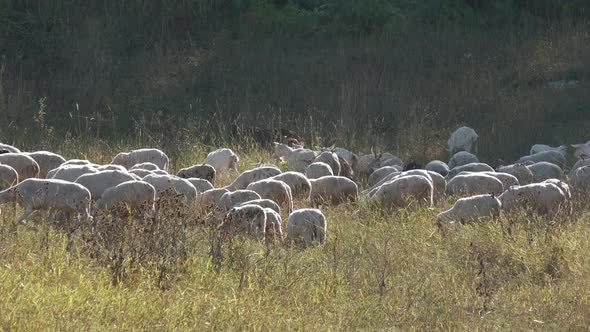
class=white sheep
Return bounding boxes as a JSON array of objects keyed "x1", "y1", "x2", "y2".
[
  {"x1": 74, "y1": 170, "x2": 137, "y2": 200},
  {"x1": 570, "y1": 159, "x2": 590, "y2": 178},
  {"x1": 305, "y1": 162, "x2": 333, "y2": 179},
  {"x1": 112, "y1": 148, "x2": 169, "y2": 171},
  {"x1": 0, "y1": 143, "x2": 20, "y2": 153},
  {"x1": 446, "y1": 173, "x2": 503, "y2": 196},
  {"x1": 481, "y1": 172, "x2": 519, "y2": 191},
  {"x1": 322, "y1": 147, "x2": 357, "y2": 168},
  {"x1": 61, "y1": 159, "x2": 94, "y2": 167},
  {"x1": 498, "y1": 182, "x2": 567, "y2": 217},
  {"x1": 425, "y1": 160, "x2": 450, "y2": 177},
  {"x1": 368, "y1": 166, "x2": 401, "y2": 187},
  {"x1": 373, "y1": 174, "x2": 433, "y2": 210},
  {"x1": 309, "y1": 176, "x2": 358, "y2": 207},
  {"x1": 0, "y1": 153, "x2": 40, "y2": 181},
  {"x1": 272, "y1": 143, "x2": 317, "y2": 172},
  {"x1": 205, "y1": 148, "x2": 239, "y2": 176},
  {"x1": 219, "y1": 190, "x2": 262, "y2": 211},
  {"x1": 365, "y1": 170, "x2": 433, "y2": 198},
  {"x1": 128, "y1": 169, "x2": 153, "y2": 178},
  {"x1": 186, "y1": 178, "x2": 214, "y2": 192},
  {"x1": 436, "y1": 194, "x2": 501, "y2": 224},
  {"x1": 497, "y1": 164, "x2": 533, "y2": 185},
  {"x1": 197, "y1": 188, "x2": 230, "y2": 211},
  {"x1": 570, "y1": 165, "x2": 590, "y2": 191},
  {"x1": 526, "y1": 162, "x2": 563, "y2": 182},
  {"x1": 225, "y1": 166, "x2": 282, "y2": 191},
  {"x1": 142, "y1": 174, "x2": 197, "y2": 208},
  {"x1": 571, "y1": 141, "x2": 590, "y2": 160},
  {"x1": 246, "y1": 179, "x2": 293, "y2": 213},
  {"x1": 448, "y1": 126, "x2": 478, "y2": 155},
  {"x1": 448, "y1": 151, "x2": 479, "y2": 169},
  {"x1": 25, "y1": 151, "x2": 66, "y2": 178},
  {"x1": 263, "y1": 208, "x2": 283, "y2": 243},
  {"x1": 517, "y1": 151, "x2": 566, "y2": 169},
  {"x1": 270, "y1": 171, "x2": 311, "y2": 200},
  {"x1": 380, "y1": 153, "x2": 404, "y2": 168},
  {"x1": 176, "y1": 164, "x2": 216, "y2": 185},
  {"x1": 0, "y1": 165, "x2": 18, "y2": 190},
  {"x1": 49, "y1": 165, "x2": 99, "y2": 182},
  {"x1": 426, "y1": 171, "x2": 446, "y2": 202},
  {"x1": 220, "y1": 204, "x2": 266, "y2": 241},
  {"x1": 354, "y1": 153, "x2": 382, "y2": 178},
  {"x1": 0, "y1": 178, "x2": 92, "y2": 224},
  {"x1": 447, "y1": 162, "x2": 494, "y2": 179},
  {"x1": 530, "y1": 144, "x2": 567, "y2": 157},
  {"x1": 313, "y1": 151, "x2": 340, "y2": 175},
  {"x1": 238, "y1": 199, "x2": 281, "y2": 214},
  {"x1": 286, "y1": 208, "x2": 327, "y2": 245},
  {"x1": 95, "y1": 180, "x2": 156, "y2": 216},
  {"x1": 129, "y1": 162, "x2": 160, "y2": 171},
  {"x1": 96, "y1": 164, "x2": 128, "y2": 172}
]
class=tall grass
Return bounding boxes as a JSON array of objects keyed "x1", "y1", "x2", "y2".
[{"x1": 0, "y1": 142, "x2": 589, "y2": 330}]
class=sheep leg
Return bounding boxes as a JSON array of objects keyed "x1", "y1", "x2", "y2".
[{"x1": 17, "y1": 208, "x2": 37, "y2": 225}]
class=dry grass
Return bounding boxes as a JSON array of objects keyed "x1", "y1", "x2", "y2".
[{"x1": 0, "y1": 142, "x2": 589, "y2": 330}]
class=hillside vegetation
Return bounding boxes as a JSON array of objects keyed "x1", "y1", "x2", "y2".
[{"x1": 1, "y1": 1, "x2": 590, "y2": 162}]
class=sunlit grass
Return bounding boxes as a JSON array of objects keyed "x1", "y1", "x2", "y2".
[{"x1": 0, "y1": 142, "x2": 589, "y2": 330}]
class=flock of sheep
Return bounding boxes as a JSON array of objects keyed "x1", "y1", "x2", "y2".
[{"x1": 1, "y1": 125, "x2": 590, "y2": 246}]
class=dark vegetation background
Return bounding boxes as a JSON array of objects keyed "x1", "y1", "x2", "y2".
[{"x1": 0, "y1": 0, "x2": 589, "y2": 161}]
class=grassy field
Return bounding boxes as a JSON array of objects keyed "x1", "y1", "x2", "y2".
[{"x1": 0, "y1": 141, "x2": 589, "y2": 330}]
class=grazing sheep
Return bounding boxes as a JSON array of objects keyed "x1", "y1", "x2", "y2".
[
  {"x1": 197, "y1": 188, "x2": 229, "y2": 211},
  {"x1": 570, "y1": 165, "x2": 590, "y2": 191},
  {"x1": 497, "y1": 164, "x2": 533, "y2": 185},
  {"x1": 129, "y1": 162, "x2": 160, "y2": 171},
  {"x1": 373, "y1": 174, "x2": 433, "y2": 210},
  {"x1": 313, "y1": 151, "x2": 340, "y2": 176},
  {"x1": 112, "y1": 148, "x2": 169, "y2": 171},
  {"x1": 305, "y1": 162, "x2": 333, "y2": 179},
  {"x1": 448, "y1": 126, "x2": 478, "y2": 155},
  {"x1": 128, "y1": 169, "x2": 153, "y2": 178},
  {"x1": 205, "y1": 148, "x2": 239, "y2": 176},
  {"x1": 238, "y1": 199, "x2": 281, "y2": 214},
  {"x1": 354, "y1": 154, "x2": 382, "y2": 178},
  {"x1": 436, "y1": 194, "x2": 501, "y2": 224},
  {"x1": 75, "y1": 170, "x2": 137, "y2": 200},
  {"x1": 380, "y1": 153, "x2": 404, "y2": 168},
  {"x1": 480, "y1": 172, "x2": 519, "y2": 191},
  {"x1": 368, "y1": 167, "x2": 401, "y2": 187},
  {"x1": 571, "y1": 141, "x2": 590, "y2": 160},
  {"x1": 544, "y1": 179, "x2": 572, "y2": 206},
  {"x1": 323, "y1": 147, "x2": 357, "y2": 167},
  {"x1": 426, "y1": 171, "x2": 446, "y2": 201},
  {"x1": 0, "y1": 179, "x2": 92, "y2": 224},
  {"x1": 25, "y1": 151, "x2": 66, "y2": 178},
  {"x1": 570, "y1": 158, "x2": 590, "y2": 178},
  {"x1": 286, "y1": 208, "x2": 327, "y2": 245},
  {"x1": 48, "y1": 165, "x2": 99, "y2": 182},
  {"x1": 247, "y1": 179, "x2": 293, "y2": 213},
  {"x1": 220, "y1": 204, "x2": 266, "y2": 241},
  {"x1": 448, "y1": 151, "x2": 479, "y2": 169},
  {"x1": 337, "y1": 156, "x2": 354, "y2": 178},
  {"x1": 309, "y1": 176, "x2": 358, "y2": 207},
  {"x1": 272, "y1": 143, "x2": 317, "y2": 172},
  {"x1": 446, "y1": 173, "x2": 503, "y2": 196},
  {"x1": 0, "y1": 153, "x2": 40, "y2": 181},
  {"x1": 142, "y1": 174, "x2": 197, "y2": 208},
  {"x1": 526, "y1": 162, "x2": 563, "y2": 182},
  {"x1": 517, "y1": 151, "x2": 566, "y2": 169},
  {"x1": 186, "y1": 178, "x2": 214, "y2": 193},
  {"x1": 225, "y1": 167, "x2": 282, "y2": 191},
  {"x1": 530, "y1": 144, "x2": 567, "y2": 157},
  {"x1": 219, "y1": 190, "x2": 262, "y2": 211},
  {"x1": 61, "y1": 159, "x2": 94, "y2": 167},
  {"x1": 176, "y1": 164, "x2": 216, "y2": 185},
  {"x1": 499, "y1": 183, "x2": 567, "y2": 217},
  {"x1": 95, "y1": 181, "x2": 156, "y2": 216},
  {"x1": 425, "y1": 160, "x2": 450, "y2": 177},
  {"x1": 0, "y1": 165, "x2": 18, "y2": 190},
  {"x1": 0, "y1": 143, "x2": 20, "y2": 153},
  {"x1": 365, "y1": 170, "x2": 433, "y2": 198},
  {"x1": 270, "y1": 171, "x2": 312, "y2": 200},
  {"x1": 447, "y1": 162, "x2": 494, "y2": 179},
  {"x1": 96, "y1": 164, "x2": 128, "y2": 172},
  {"x1": 263, "y1": 208, "x2": 283, "y2": 243}
]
